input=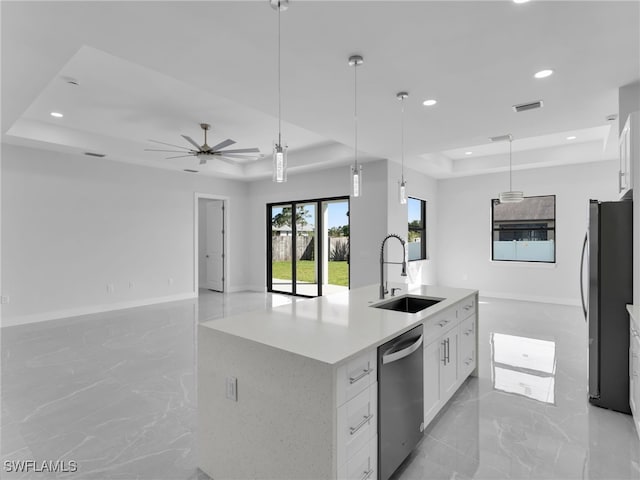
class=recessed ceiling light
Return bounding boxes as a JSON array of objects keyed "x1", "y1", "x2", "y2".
[
  {"x1": 50, "y1": 112, "x2": 64, "y2": 118},
  {"x1": 566, "y1": 136, "x2": 577, "y2": 140},
  {"x1": 465, "y1": 151, "x2": 473, "y2": 155},
  {"x1": 422, "y1": 99, "x2": 437, "y2": 106},
  {"x1": 513, "y1": 0, "x2": 530, "y2": 3},
  {"x1": 534, "y1": 69, "x2": 554, "y2": 79}
]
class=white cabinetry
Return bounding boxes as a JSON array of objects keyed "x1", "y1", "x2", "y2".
[
  {"x1": 619, "y1": 111, "x2": 639, "y2": 200},
  {"x1": 336, "y1": 350, "x2": 378, "y2": 480},
  {"x1": 423, "y1": 340, "x2": 441, "y2": 423},
  {"x1": 423, "y1": 294, "x2": 478, "y2": 427},
  {"x1": 630, "y1": 312, "x2": 640, "y2": 441}
]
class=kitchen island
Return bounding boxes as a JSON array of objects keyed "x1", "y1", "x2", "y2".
[{"x1": 198, "y1": 284, "x2": 478, "y2": 480}]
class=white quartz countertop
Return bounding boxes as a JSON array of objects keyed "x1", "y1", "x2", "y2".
[
  {"x1": 201, "y1": 284, "x2": 477, "y2": 366},
  {"x1": 628, "y1": 304, "x2": 640, "y2": 330}
]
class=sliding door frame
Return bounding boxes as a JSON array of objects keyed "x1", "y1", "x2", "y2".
[{"x1": 267, "y1": 195, "x2": 349, "y2": 297}]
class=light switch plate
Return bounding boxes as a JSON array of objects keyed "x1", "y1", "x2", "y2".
[{"x1": 226, "y1": 376, "x2": 237, "y2": 401}]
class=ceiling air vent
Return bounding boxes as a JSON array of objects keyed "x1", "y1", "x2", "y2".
[
  {"x1": 84, "y1": 152, "x2": 106, "y2": 158},
  {"x1": 489, "y1": 134, "x2": 512, "y2": 142},
  {"x1": 183, "y1": 169, "x2": 199, "y2": 173},
  {"x1": 512, "y1": 100, "x2": 543, "y2": 113}
]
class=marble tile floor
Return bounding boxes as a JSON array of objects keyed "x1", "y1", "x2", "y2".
[{"x1": 1, "y1": 291, "x2": 638, "y2": 479}]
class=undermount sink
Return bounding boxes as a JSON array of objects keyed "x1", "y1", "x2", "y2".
[{"x1": 373, "y1": 295, "x2": 444, "y2": 314}]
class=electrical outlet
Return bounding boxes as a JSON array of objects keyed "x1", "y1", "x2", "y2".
[
  {"x1": 226, "y1": 377, "x2": 237, "y2": 402},
  {"x1": 1, "y1": 296, "x2": 9, "y2": 305},
  {"x1": 107, "y1": 284, "x2": 115, "y2": 293}
]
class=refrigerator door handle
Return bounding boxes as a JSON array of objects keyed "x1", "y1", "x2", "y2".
[{"x1": 580, "y1": 232, "x2": 588, "y2": 321}]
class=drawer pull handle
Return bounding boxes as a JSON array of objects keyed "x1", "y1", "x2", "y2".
[
  {"x1": 349, "y1": 368, "x2": 373, "y2": 384},
  {"x1": 438, "y1": 319, "x2": 450, "y2": 327},
  {"x1": 464, "y1": 357, "x2": 473, "y2": 366},
  {"x1": 464, "y1": 328, "x2": 473, "y2": 336},
  {"x1": 350, "y1": 414, "x2": 374, "y2": 435},
  {"x1": 464, "y1": 304, "x2": 473, "y2": 311},
  {"x1": 360, "y1": 469, "x2": 374, "y2": 480}
]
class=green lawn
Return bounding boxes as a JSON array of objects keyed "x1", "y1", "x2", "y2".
[{"x1": 271, "y1": 260, "x2": 348, "y2": 286}]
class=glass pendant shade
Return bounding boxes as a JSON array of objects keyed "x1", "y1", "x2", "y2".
[
  {"x1": 499, "y1": 190, "x2": 524, "y2": 203},
  {"x1": 273, "y1": 143, "x2": 287, "y2": 183},
  {"x1": 351, "y1": 164, "x2": 362, "y2": 197},
  {"x1": 399, "y1": 180, "x2": 407, "y2": 204}
]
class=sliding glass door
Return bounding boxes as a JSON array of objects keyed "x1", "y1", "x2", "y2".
[{"x1": 268, "y1": 197, "x2": 349, "y2": 297}]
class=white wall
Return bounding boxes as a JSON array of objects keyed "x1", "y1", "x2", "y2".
[
  {"x1": 247, "y1": 159, "x2": 389, "y2": 291},
  {"x1": 386, "y1": 160, "x2": 438, "y2": 288},
  {"x1": 436, "y1": 160, "x2": 620, "y2": 305},
  {"x1": 1, "y1": 144, "x2": 249, "y2": 326}
]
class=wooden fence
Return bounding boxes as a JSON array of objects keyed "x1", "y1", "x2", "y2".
[{"x1": 271, "y1": 236, "x2": 349, "y2": 262}]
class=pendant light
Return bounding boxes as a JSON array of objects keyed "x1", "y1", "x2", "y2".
[
  {"x1": 397, "y1": 91, "x2": 408, "y2": 204},
  {"x1": 498, "y1": 134, "x2": 524, "y2": 203},
  {"x1": 348, "y1": 55, "x2": 364, "y2": 197},
  {"x1": 271, "y1": 0, "x2": 288, "y2": 183}
]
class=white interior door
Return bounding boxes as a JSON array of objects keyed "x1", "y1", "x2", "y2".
[{"x1": 205, "y1": 200, "x2": 224, "y2": 292}]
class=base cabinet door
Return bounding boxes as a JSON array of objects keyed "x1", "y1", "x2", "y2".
[
  {"x1": 423, "y1": 340, "x2": 441, "y2": 424},
  {"x1": 440, "y1": 330, "x2": 458, "y2": 400},
  {"x1": 631, "y1": 323, "x2": 640, "y2": 438}
]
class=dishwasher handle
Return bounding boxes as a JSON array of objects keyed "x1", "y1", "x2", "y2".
[{"x1": 382, "y1": 334, "x2": 423, "y2": 365}]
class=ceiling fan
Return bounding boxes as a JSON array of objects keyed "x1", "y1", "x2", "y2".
[{"x1": 145, "y1": 123, "x2": 263, "y2": 165}]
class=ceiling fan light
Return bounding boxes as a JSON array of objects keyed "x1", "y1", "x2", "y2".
[
  {"x1": 499, "y1": 191, "x2": 525, "y2": 203},
  {"x1": 273, "y1": 143, "x2": 287, "y2": 183}
]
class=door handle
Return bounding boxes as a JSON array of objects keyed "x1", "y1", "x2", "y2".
[
  {"x1": 382, "y1": 334, "x2": 423, "y2": 364},
  {"x1": 445, "y1": 338, "x2": 450, "y2": 364}
]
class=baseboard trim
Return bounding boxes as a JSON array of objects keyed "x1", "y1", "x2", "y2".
[
  {"x1": 1, "y1": 292, "x2": 197, "y2": 328},
  {"x1": 479, "y1": 290, "x2": 580, "y2": 307}
]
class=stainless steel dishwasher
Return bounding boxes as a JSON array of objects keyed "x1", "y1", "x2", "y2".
[{"x1": 378, "y1": 324, "x2": 424, "y2": 480}]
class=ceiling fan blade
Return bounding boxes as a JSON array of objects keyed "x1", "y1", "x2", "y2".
[
  {"x1": 145, "y1": 148, "x2": 191, "y2": 153},
  {"x1": 209, "y1": 139, "x2": 236, "y2": 151},
  {"x1": 215, "y1": 153, "x2": 261, "y2": 159},
  {"x1": 166, "y1": 154, "x2": 195, "y2": 159},
  {"x1": 218, "y1": 148, "x2": 261, "y2": 154},
  {"x1": 181, "y1": 135, "x2": 202, "y2": 150},
  {"x1": 148, "y1": 139, "x2": 192, "y2": 150}
]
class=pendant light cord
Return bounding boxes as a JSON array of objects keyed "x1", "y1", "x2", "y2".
[
  {"x1": 277, "y1": 2, "x2": 282, "y2": 146},
  {"x1": 354, "y1": 61, "x2": 358, "y2": 168},
  {"x1": 401, "y1": 97, "x2": 405, "y2": 183},
  {"x1": 509, "y1": 135, "x2": 513, "y2": 192}
]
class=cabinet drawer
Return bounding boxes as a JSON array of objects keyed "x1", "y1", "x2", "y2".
[
  {"x1": 457, "y1": 296, "x2": 476, "y2": 320},
  {"x1": 336, "y1": 350, "x2": 376, "y2": 406},
  {"x1": 424, "y1": 306, "x2": 457, "y2": 346},
  {"x1": 337, "y1": 382, "x2": 377, "y2": 468},
  {"x1": 459, "y1": 315, "x2": 476, "y2": 373},
  {"x1": 337, "y1": 435, "x2": 377, "y2": 480}
]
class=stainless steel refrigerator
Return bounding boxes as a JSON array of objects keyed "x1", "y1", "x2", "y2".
[{"x1": 580, "y1": 199, "x2": 633, "y2": 414}]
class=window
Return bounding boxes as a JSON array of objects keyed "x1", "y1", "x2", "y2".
[
  {"x1": 408, "y1": 197, "x2": 426, "y2": 261},
  {"x1": 267, "y1": 196, "x2": 350, "y2": 297},
  {"x1": 491, "y1": 195, "x2": 556, "y2": 263}
]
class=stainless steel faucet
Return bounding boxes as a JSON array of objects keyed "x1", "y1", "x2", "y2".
[{"x1": 379, "y1": 234, "x2": 407, "y2": 299}]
